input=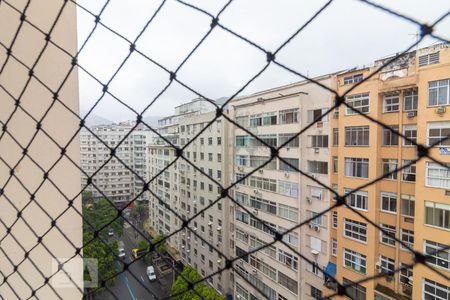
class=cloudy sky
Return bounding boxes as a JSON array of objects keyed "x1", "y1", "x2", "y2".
[{"x1": 76, "y1": 0, "x2": 449, "y2": 122}]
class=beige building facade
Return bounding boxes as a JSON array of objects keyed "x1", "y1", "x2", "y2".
[
  {"x1": 228, "y1": 75, "x2": 335, "y2": 300},
  {"x1": 0, "y1": 0, "x2": 82, "y2": 298},
  {"x1": 327, "y1": 43, "x2": 450, "y2": 300}
]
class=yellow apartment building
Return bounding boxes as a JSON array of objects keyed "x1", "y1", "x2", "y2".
[{"x1": 326, "y1": 43, "x2": 450, "y2": 300}]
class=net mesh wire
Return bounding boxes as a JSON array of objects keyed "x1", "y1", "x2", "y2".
[{"x1": 0, "y1": 0, "x2": 449, "y2": 299}]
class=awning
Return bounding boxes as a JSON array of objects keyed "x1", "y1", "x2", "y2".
[{"x1": 324, "y1": 262, "x2": 336, "y2": 278}]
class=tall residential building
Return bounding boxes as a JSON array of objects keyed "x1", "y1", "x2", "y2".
[
  {"x1": 228, "y1": 75, "x2": 335, "y2": 300},
  {"x1": 80, "y1": 122, "x2": 153, "y2": 204},
  {"x1": 327, "y1": 43, "x2": 450, "y2": 300},
  {"x1": 147, "y1": 98, "x2": 231, "y2": 294}
]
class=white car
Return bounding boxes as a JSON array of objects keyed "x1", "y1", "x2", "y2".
[
  {"x1": 108, "y1": 228, "x2": 114, "y2": 236},
  {"x1": 146, "y1": 266, "x2": 156, "y2": 281},
  {"x1": 118, "y1": 241, "x2": 125, "y2": 259}
]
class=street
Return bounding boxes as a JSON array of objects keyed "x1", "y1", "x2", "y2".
[{"x1": 96, "y1": 223, "x2": 174, "y2": 300}]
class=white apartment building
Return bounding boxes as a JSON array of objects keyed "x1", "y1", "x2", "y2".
[
  {"x1": 80, "y1": 122, "x2": 153, "y2": 204},
  {"x1": 148, "y1": 98, "x2": 230, "y2": 294},
  {"x1": 228, "y1": 75, "x2": 334, "y2": 300}
]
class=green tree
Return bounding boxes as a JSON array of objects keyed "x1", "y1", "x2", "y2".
[
  {"x1": 152, "y1": 234, "x2": 167, "y2": 254},
  {"x1": 138, "y1": 240, "x2": 149, "y2": 250},
  {"x1": 171, "y1": 266, "x2": 223, "y2": 300},
  {"x1": 83, "y1": 198, "x2": 123, "y2": 294}
]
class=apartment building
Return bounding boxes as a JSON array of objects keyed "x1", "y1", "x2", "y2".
[
  {"x1": 327, "y1": 43, "x2": 450, "y2": 300},
  {"x1": 228, "y1": 75, "x2": 335, "y2": 300},
  {"x1": 80, "y1": 122, "x2": 153, "y2": 204},
  {"x1": 147, "y1": 98, "x2": 231, "y2": 294}
]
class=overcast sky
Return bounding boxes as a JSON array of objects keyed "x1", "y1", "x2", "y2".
[{"x1": 76, "y1": 0, "x2": 450, "y2": 122}]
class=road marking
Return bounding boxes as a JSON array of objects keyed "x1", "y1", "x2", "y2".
[
  {"x1": 116, "y1": 261, "x2": 137, "y2": 300},
  {"x1": 140, "y1": 275, "x2": 144, "y2": 282}
]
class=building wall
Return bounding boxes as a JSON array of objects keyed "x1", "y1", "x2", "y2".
[
  {"x1": 228, "y1": 76, "x2": 334, "y2": 300},
  {"x1": 148, "y1": 102, "x2": 230, "y2": 294},
  {"x1": 329, "y1": 43, "x2": 450, "y2": 300},
  {"x1": 0, "y1": 0, "x2": 82, "y2": 298}
]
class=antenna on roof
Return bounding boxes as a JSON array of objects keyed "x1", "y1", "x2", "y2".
[{"x1": 409, "y1": 31, "x2": 420, "y2": 50}]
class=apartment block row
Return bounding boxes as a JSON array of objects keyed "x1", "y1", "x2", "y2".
[{"x1": 80, "y1": 43, "x2": 450, "y2": 300}]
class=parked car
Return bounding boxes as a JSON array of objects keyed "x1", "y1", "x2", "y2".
[
  {"x1": 118, "y1": 241, "x2": 125, "y2": 259},
  {"x1": 108, "y1": 228, "x2": 114, "y2": 236},
  {"x1": 147, "y1": 266, "x2": 156, "y2": 281}
]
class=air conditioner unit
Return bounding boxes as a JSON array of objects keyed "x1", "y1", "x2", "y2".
[
  {"x1": 314, "y1": 225, "x2": 320, "y2": 232},
  {"x1": 375, "y1": 261, "x2": 381, "y2": 270},
  {"x1": 237, "y1": 166, "x2": 243, "y2": 171},
  {"x1": 436, "y1": 106, "x2": 446, "y2": 115},
  {"x1": 314, "y1": 147, "x2": 320, "y2": 153},
  {"x1": 252, "y1": 268, "x2": 258, "y2": 274},
  {"x1": 258, "y1": 169, "x2": 263, "y2": 174},
  {"x1": 311, "y1": 249, "x2": 319, "y2": 255},
  {"x1": 193, "y1": 227, "x2": 197, "y2": 231},
  {"x1": 309, "y1": 223, "x2": 314, "y2": 229},
  {"x1": 208, "y1": 221, "x2": 213, "y2": 226},
  {"x1": 406, "y1": 111, "x2": 417, "y2": 118},
  {"x1": 253, "y1": 189, "x2": 259, "y2": 194},
  {"x1": 307, "y1": 197, "x2": 312, "y2": 204},
  {"x1": 284, "y1": 172, "x2": 289, "y2": 178},
  {"x1": 235, "y1": 185, "x2": 239, "y2": 190},
  {"x1": 253, "y1": 209, "x2": 258, "y2": 215},
  {"x1": 217, "y1": 226, "x2": 222, "y2": 231}
]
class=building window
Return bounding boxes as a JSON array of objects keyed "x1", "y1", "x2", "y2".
[
  {"x1": 278, "y1": 180, "x2": 299, "y2": 198},
  {"x1": 402, "y1": 160, "x2": 416, "y2": 182},
  {"x1": 425, "y1": 201, "x2": 450, "y2": 229},
  {"x1": 333, "y1": 157, "x2": 338, "y2": 173},
  {"x1": 331, "y1": 238, "x2": 337, "y2": 256},
  {"x1": 310, "y1": 285, "x2": 322, "y2": 299},
  {"x1": 380, "y1": 224, "x2": 396, "y2": 246},
  {"x1": 382, "y1": 159, "x2": 398, "y2": 180},
  {"x1": 236, "y1": 116, "x2": 248, "y2": 128},
  {"x1": 333, "y1": 128, "x2": 339, "y2": 146},
  {"x1": 278, "y1": 133, "x2": 299, "y2": 148},
  {"x1": 400, "y1": 229, "x2": 414, "y2": 250},
  {"x1": 382, "y1": 126, "x2": 399, "y2": 146},
  {"x1": 310, "y1": 135, "x2": 328, "y2": 148},
  {"x1": 278, "y1": 271, "x2": 298, "y2": 294},
  {"x1": 249, "y1": 114, "x2": 262, "y2": 127},
  {"x1": 419, "y1": 52, "x2": 440, "y2": 66},
  {"x1": 217, "y1": 153, "x2": 222, "y2": 162},
  {"x1": 344, "y1": 189, "x2": 368, "y2": 211},
  {"x1": 307, "y1": 108, "x2": 328, "y2": 123},
  {"x1": 249, "y1": 255, "x2": 277, "y2": 280},
  {"x1": 343, "y1": 249, "x2": 367, "y2": 274},
  {"x1": 428, "y1": 121, "x2": 450, "y2": 146},
  {"x1": 343, "y1": 278, "x2": 366, "y2": 300},
  {"x1": 403, "y1": 124, "x2": 417, "y2": 146},
  {"x1": 423, "y1": 278, "x2": 450, "y2": 300},
  {"x1": 381, "y1": 192, "x2": 397, "y2": 213},
  {"x1": 401, "y1": 194, "x2": 415, "y2": 217},
  {"x1": 262, "y1": 112, "x2": 277, "y2": 126},
  {"x1": 278, "y1": 250, "x2": 298, "y2": 271},
  {"x1": 428, "y1": 79, "x2": 450, "y2": 106},
  {"x1": 383, "y1": 93, "x2": 400, "y2": 113},
  {"x1": 345, "y1": 126, "x2": 369, "y2": 146},
  {"x1": 380, "y1": 256, "x2": 395, "y2": 275},
  {"x1": 424, "y1": 240, "x2": 450, "y2": 271},
  {"x1": 404, "y1": 89, "x2": 418, "y2": 111},
  {"x1": 307, "y1": 161, "x2": 328, "y2": 175},
  {"x1": 279, "y1": 158, "x2": 299, "y2": 172},
  {"x1": 279, "y1": 108, "x2": 299, "y2": 124},
  {"x1": 217, "y1": 137, "x2": 222, "y2": 145},
  {"x1": 343, "y1": 73, "x2": 363, "y2": 85},
  {"x1": 399, "y1": 263, "x2": 413, "y2": 284},
  {"x1": 278, "y1": 204, "x2": 299, "y2": 222},
  {"x1": 344, "y1": 218, "x2": 367, "y2": 243},
  {"x1": 426, "y1": 162, "x2": 450, "y2": 187},
  {"x1": 332, "y1": 211, "x2": 338, "y2": 228},
  {"x1": 344, "y1": 157, "x2": 369, "y2": 178},
  {"x1": 345, "y1": 93, "x2": 370, "y2": 115},
  {"x1": 249, "y1": 176, "x2": 277, "y2": 192}
]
